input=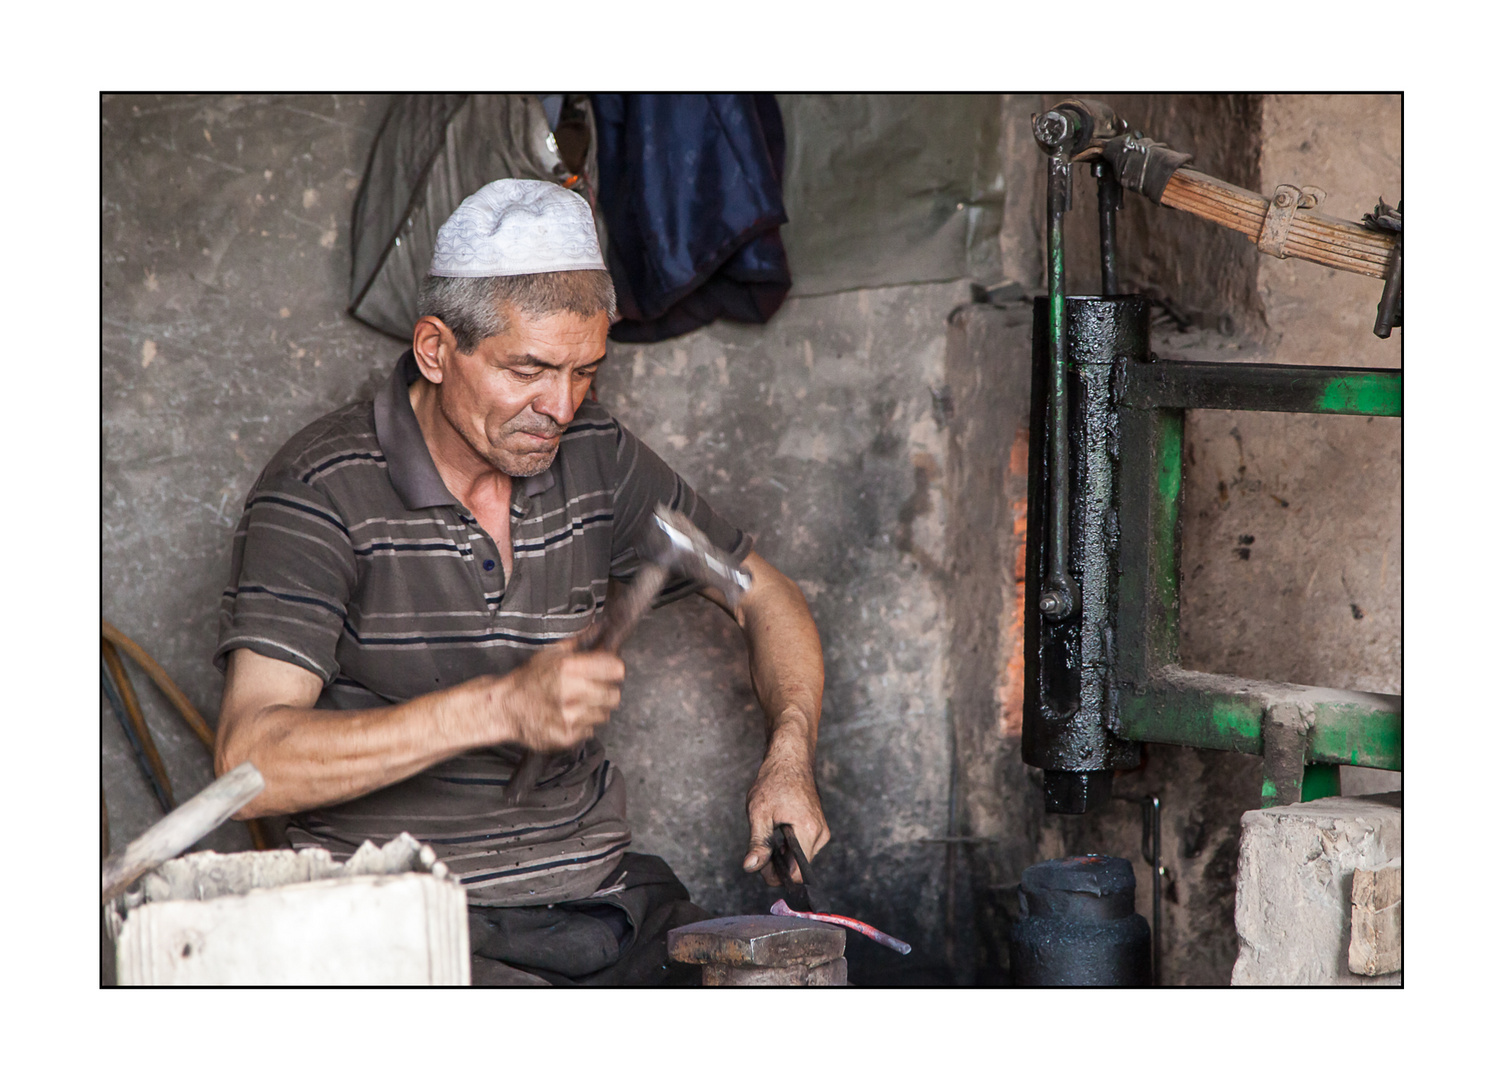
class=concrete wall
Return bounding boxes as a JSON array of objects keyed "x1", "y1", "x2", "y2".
[
  {"x1": 1187, "y1": 93, "x2": 1403, "y2": 704},
  {"x1": 102, "y1": 94, "x2": 399, "y2": 859},
  {"x1": 596, "y1": 282, "x2": 968, "y2": 985}
]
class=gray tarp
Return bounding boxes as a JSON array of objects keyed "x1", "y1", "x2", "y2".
[
  {"x1": 348, "y1": 94, "x2": 599, "y2": 341},
  {"x1": 777, "y1": 94, "x2": 1006, "y2": 297}
]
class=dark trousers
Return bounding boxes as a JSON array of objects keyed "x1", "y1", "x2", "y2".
[{"x1": 468, "y1": 853, "x2": 711, "y2": 987}]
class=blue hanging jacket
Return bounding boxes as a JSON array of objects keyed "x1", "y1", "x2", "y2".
[{"x1": 590, "y1": 94, "x2": 791, "y2": 343}]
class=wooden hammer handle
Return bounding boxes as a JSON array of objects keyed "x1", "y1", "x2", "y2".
[
  {"x1": 502, "y1": 562, "x2": 671, "y2": 806},
  {"x1": 579, "y1": 562, "x2": 670, "y2": 655}
]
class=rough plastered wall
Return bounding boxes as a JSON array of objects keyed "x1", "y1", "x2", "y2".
[
  {"x1": 596, "y1": 282, "x2": 966, "y2": 986},
  {"x1": 940, "y1": 295, "x2": 1038, "y2": 986},
  {"x1": 966, "y1": 94, "x2": 1402, "y2": 985},
  {"x1": 101, "y1": 93, "x2": 980, "y2": 986},
  {"x1": 1184, "y1": 94, "x2": 1403, "y2": 708},
  {"x1": 102, "y1": 94, "x2": 400, "y2": 863}
]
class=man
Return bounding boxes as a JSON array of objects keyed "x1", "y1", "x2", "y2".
[{"x1": 213, "y1": 179, "x2": 828, "y2": 986}]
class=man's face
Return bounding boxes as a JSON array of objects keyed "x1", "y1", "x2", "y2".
[{"x1": 438, "y1": 305, "x2": 610, "y2": 477}]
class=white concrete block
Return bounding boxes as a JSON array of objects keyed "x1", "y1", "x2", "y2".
[
  {"x1": 108, "y1": 834, "x2": 469, "y2": 985},
  {"x1": 1231, "y1": 793, "x2": 1401, "y2": 986}
]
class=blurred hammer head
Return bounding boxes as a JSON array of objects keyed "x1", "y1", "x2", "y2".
[{"x1": 646, "y1": 504, "x2": 752, "y2": 610}]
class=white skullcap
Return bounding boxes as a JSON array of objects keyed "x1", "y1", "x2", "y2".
[{"x1": 429, "y1": 178, "x2": 606, "y2": 278}]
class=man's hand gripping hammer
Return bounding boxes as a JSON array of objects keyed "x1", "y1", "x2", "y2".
[{"x1": 501, "y1": 505, "x2": 752, "y2": 806}]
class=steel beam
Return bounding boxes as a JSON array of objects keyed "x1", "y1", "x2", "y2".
[
  {"x1": 1114, "y1": 666, "x2": 1403, "y2": 771},
  {"x1": 1118, "y1": 360, "x2": 1402, "y2": 417}
]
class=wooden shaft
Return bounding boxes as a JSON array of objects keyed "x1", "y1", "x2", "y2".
[
  {"x1": 101, "y1": 621, "x2": 216, "y2": 749},
  {"x1": 1159, "y1": 169, "x2": 1395, "y2": 278},
  {"x1": 591, "y1": 563, "x2": 671, "y2": 654},
  {"x1": 101, "y1": 639, "x2": 175, "y2": 806},
  {"x1": 505, "y1": 538, "x2": 730, "y2": 807},
  {"x1": 101, "y1": 761, "x2": 265, "y2": 903},
  {"x1": 503, "y1": 562, "x2": 672, "y2": 807}
]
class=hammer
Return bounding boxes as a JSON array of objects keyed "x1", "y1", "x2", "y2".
[{"x1": 501, "y1": 505, "x2": 752, "y2": 806}]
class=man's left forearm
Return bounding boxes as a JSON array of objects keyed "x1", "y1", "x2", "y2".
[
  {"x1": 707, "y1": 551, "x2": 829, "y2": 882},
  {"x1": 740, "y1": 559, "x2": 823, "y2": 757}
]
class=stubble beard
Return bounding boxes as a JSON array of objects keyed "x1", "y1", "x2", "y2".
[{"x1": 440, "y1": 393, "x2": 562, "y2": 478}]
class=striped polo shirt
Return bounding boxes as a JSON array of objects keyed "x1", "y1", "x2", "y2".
[{"x1": 215, "y1": 351, "x2": 750, "y2": 906}]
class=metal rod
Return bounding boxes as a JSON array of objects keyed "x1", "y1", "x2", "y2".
[
  {"x1": 102, "y1": 762, "x2": 265, "y2": 904},
  {"x1": 1095, "y1": 160, "x2": 1121, "y2": 295},
  {"x1": 1373, "y1": 234, "x2": 1403, "y2": 339},
  {"x1": 1040, "y1": 152, "x2": 1077, "y2": 621},
  {"x1": 1142, "y1": 795, "x2": 1163, "y2": 986}
]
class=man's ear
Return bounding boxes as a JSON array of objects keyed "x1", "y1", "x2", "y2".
[{"x1": 411, "y1": 316, "x2": 455, "y2": 385}]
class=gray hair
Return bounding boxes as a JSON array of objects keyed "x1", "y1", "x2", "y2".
[{"x1": 417, "y1": 270, "x2": 618, "y2": 353}]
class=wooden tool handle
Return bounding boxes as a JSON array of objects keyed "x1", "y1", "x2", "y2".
[
  {"x1": 1159, "y1": 169, "x2": 1396, "y2": 279},
  {"x1": 102, "y1": 762, "x2": 265, "y2": 904},
  {"x1": 502, "y1": 563, "x2": 671, "y2": 806},
  {"x1": 581, "y1": 562, "x2": 670, "y2": 655}
]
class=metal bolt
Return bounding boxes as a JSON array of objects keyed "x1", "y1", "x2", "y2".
[
  {"x1": 1035, "y1": 110, "x2": 1072, "y2": 149},
  {"x1": 1274, "y1": 190, "x2": 1293, "y2": 208}
]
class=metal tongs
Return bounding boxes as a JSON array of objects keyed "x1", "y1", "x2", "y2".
[{"x1": 767, "y1": 822, "x2": 912, "y2": 955}]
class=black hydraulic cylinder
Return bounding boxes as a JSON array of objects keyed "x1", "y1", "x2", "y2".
[
  {"x1": 1024, "y1": 296, "x2": 1147, "y2": 813},
  {"x1": 1009, "y1": 855, "x2": 1151, "y2": 987}
]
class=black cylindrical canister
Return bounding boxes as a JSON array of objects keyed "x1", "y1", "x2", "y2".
[
  {"x1": 1022, "y1": 297, "x2": 1147, "y2": 814},
  {"x1": 1008, "y1": 854, "x2": 1151, "y2": 986}
]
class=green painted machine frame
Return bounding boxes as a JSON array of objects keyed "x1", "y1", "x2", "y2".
[
  {"x1": 1109, "y1": 358, "x2": 1403, "y2": 806},
  {"x1": 1027, "y1": 96, "x2": 1402, "y2": 810}
]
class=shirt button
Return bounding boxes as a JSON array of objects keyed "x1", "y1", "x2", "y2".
[{"x1": 483, "y1": 560, "x2": 496, "y2": 571}]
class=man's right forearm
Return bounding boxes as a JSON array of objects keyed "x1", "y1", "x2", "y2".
[
  {"x1": 215, "y1": 676, "x2": 501, "y2": 819},
  {"x1": 214, "y1": 644, "x2": 624, "y2": 820}
]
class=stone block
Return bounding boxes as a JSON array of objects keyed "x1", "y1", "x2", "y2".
[
  {"x1": 107, "y1": 834, "x2": 470, "y2": 985},
  {"x1": 1231, "y1": 792, "x2": 1400, "y2": 986}
]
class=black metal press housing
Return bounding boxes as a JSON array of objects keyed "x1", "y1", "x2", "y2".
[{"x1": 1022, "y1": 98, "x2": 1403, "y2": 816}]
